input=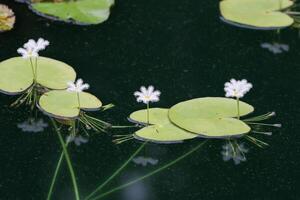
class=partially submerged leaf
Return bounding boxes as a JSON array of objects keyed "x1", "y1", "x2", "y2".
[
  {"x1": 134, "y1": 123, "x2": 198, "y2": 144},
  {"x1": 0, "y1": 4, "x2": 15, "y2": 32},
  {"x1": 39, "y1": 90, "x2": 102, "y2": 119},
  {"x1": 30, "y1": 0, "x2": 114, "y2": 25},
  {"x1": 169, "y1": 97, "x2": 253, "y2": 138},
  {"x1": 129, "y1": 108, "x2": 170, "y2": 125},
  {"x1": 220, "y1": 0, "x2": 294, "y2": 29},
  {"x1": 0, "y1": 57, "x2": 76, "y2": 95}
]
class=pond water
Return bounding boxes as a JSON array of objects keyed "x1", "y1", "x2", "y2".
[{"x1": 0, "y1": 0, "x2": 299, "y2": 199}]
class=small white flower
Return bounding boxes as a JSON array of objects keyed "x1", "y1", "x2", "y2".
[
  {"x1": 17, "y1": 38, "x2": 49, "y2": 59},
  {"x1": 17, "y1": 118, "x2": 48, "y2": 133},
  {"x1": 67, "y1": 79, "x2": 90, "y2": 93},
  {"x1": 224, "y1": 79, "x2": 252, "y2": 98},
  {"x1": 221, "y1": 142, "x2": 248, "y2": 165},
  {"x1": 66, "y1": 135, "x2": 89, "y2": 146},
  {"x1": 134, "y1": 86, "x2": 161, "y2": 104}
]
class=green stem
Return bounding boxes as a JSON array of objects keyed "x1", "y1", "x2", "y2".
[
  {"x1": 84, "y1": 142, "x2": 147, "y2": 200},
  {"x1": 51, "y1": 118, "x2": 80, "y2": 200},
  {"x1": 29, "y1": 58, "x2": 36, "y2": 83},
  {"x1": 146, "y1": 103, "x2": 150, "y2": 125},
  {"x1": 46, "y1": 144, "x2": 68, "y2": 200},
  {"x1": 77, "y1": 92, "x2": 81, "y2": 108},
  {"x1": 237, "y1": 97, "x2": 240, "y2": 120},
  {"x1": 90, "y1": 140, "x2": 208, "y2": 200}
]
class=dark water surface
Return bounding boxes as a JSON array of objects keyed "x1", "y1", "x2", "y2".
[{"x1": 0, "y1": 0, "x2": 299, "y2": 199}]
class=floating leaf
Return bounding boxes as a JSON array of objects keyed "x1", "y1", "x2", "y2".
[
  {"x1": 220, "y1": 0, "x2": 294, "y2": 29},
  {"x1": 129, "y1": 108, "x2": 170, "y2": 125},
  {"x1": 0, "y1": 57, "x2": 76, "y2": 95},
  {"x1": 39, "y1": 90, "x2": 102, "y2": 119},
  {"x1": 0, "y1": 4, "x2": 15, "y2": 32},
  {"x1": 134, "y1": 123, "x2": 198, "y2": 144},
  {"x1": 169, "y1": 97, "x2": 253, "y2": 138},
  {"x1": 30, "y1": 0, "x2": 114, "y2": 25}
]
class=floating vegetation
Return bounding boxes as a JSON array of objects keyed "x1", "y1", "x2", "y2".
[
  {"x1": 17, "y1": 118, "x2": 48, "y2": 133},
  {"x1": 29, "y1": 0, "x2": 115, "y2": 25},
  {"x1": 0, "y1": 4, "x2": 15, "y2": 32},
  {"x1": 261, "y1": 42, "x2": 289, "y2": 54},
  {"x1": 220, "y1": 0, "x2": 295, "y2": 30},
  {"x1": 0, "y1": 38, "x2": 76, "y2": 109}
]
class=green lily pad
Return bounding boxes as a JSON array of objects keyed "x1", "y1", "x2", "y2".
[
  {"x1": 169, "y1": 97, "x2": 253, "y2": 119},
  {"x1": 134, "y1": 123, "x2": 198, "y2": 144},
  {"x1": 129, "y1": 108, "x2": 170, "y2": 125},
  {"x1": 171, "y1": 118, "x2": 251, "y2": 138},
  {"x1": 0, "y1": 4, "x2": 15, "y2": 32},
  {"x1": 39, "y1": 90, "x2": 102, "y2": 119},
  {"x1": 0, "y1": 57, "x2": 76, "y2": 95},
  {"x1": 30, "y1": 0, "x2": 114, "y2": 25},
  {"x1": 220, "y1": 0, "x2": 294, "y2": 29},
  {"x1": 169, "y1": 97, "x2": 253, "y2": 138}
]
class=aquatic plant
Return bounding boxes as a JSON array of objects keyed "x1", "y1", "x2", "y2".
[
  {"x1": 17, "y1": 118, "x2": 48, "y2": 133},
  {"x1": 221, "y1": 141, "x2": 248, "y2": 165},
  {"x1": 261, "y1": 42, "x2": 289, "y2": 54},
  {"x1": 0, "y1": 38, "x2": 76, "y2": 109},
  {"x1": 27, "y1": 0, "x2": 114, "y2": 25},
  {"x1": 0, "y1": 4, "x2": 15, "y2": 32},
  {"x1": 133, "y1": 85, "x2": 161, "y2": 125},
  {"x1": 220, "y1": 0, "x2": 295, "y2": 30}
]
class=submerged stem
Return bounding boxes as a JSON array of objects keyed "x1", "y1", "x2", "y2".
[
  {"x1": 90, "y1": 140, "x2": 208, "y2": 200},
  {"x1": 51, "y1": 118, "x2": 80, "y2": 200},
  {"x1": 84, "y1": 142, "x2": 147, "y2": 200},
  {"x1": 46, "y1": 143, "x2": 68, "y2": 200}
]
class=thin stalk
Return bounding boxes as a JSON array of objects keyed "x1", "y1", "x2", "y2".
[
  {"x1": 237, "y1": 97, "x2": 240, "y2": 119},
  {"x1": 46, "y1": 142, "x2": 69, "y2": 200},
  {"x1": 77, "y1": 92, "x2": 81, "y2": 108},
  {"x1": 29, "y1": 58, "x2": 36, "y2": 83},
  {"x1": 51, "y1": 118, "x2": 80, "y2": 200},
  {"x1": 35, "y1": 57, "x2": 38, "y2": 81},
  {"x1": 84, "y1": 142, "x2": 147, "y2": 200},
  {"x1": 146, "y1": 102, "x2": 150, "y2": 125},
  {"x1": 111, "y1": 125, "x2": 137, "y2": 128},
  {"x1": 90, "y1": 140, "x2": 208, "y2": 200}
]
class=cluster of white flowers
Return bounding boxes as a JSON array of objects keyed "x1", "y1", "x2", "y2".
[
  {"x1": 67, "y1": 78, "x2": 90, "y2": 93},
  {"x1": 134, "y1": 86, "x2": 161, "y2": 104},
  {"x1": 17, "y1": 38, "x2": 49, "y2": 59},
  {"x1": 221, "y1": 142, "x2": 248, "y2": 165},
  {"x1": 224, "y1": 79, "x2": 252, "y2": 98}
]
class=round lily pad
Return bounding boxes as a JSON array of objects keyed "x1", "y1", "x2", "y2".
[
  {"x1": 0, "y1": 57, "x2": 76, "y2": 95},
  {"x1": 30, "y1": 0, "x2": 114, "y2": 25},
  {"x1": 0, "y1": 4, "x2": 15, "y2": 32},
  {"x1": 134, "y1": 123, "x2": 198, "y2": 144},
  {"x1": 220, "y1": 0, "x2": 294, "y2": 29},
  {"x1": 169, "y1": 97, "x2": 254, "y2": 119},
  {"x1": 129, "y1": 108, "x2": 169, "y2": 125},
  {"x1": 169, "y1": 97, "x2": 253, "y2": 138},
  {"x1": 171, "y1": 118, "x2": 250, "y2": 138},
  {"x1": 39, "y1": 90, "x2": 102, "y2": 119}
]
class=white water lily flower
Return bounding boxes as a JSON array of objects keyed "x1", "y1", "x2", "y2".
[
  {"x1": 17, "y1": 38, "x2": 49, "y2": 59},
  {"x1": 67, "y1": 79, "x2": 90, "y2": 93},
  {"x1": 221, "y1": 142, "x2": 248, "y2": 165},
  {"x1": 134, "y1": 86, "x2": 161, "y2": 104},
  {"x1": 224, "y1": 79, "x2": 252, "y2": 98}
]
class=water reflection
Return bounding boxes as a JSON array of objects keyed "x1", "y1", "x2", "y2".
[
  {"x1": 132, "y1": 156, "x2": 159, "y2": 167},
  {"x1": 221, "y1": 142, "x2": 249, "y2": 165},
  {"x1": 260, "y1": 42, "x2": 289, "y2": 54},
  {"x1": 66, "y1": 135, "x2": 89, "y2": 146},
  {"x1": 17, "y1": 118, "x2": 48, "y2": 133}
]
